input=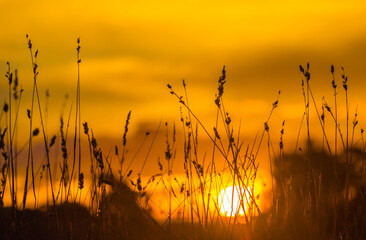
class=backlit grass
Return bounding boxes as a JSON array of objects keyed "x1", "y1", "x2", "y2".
[{"x1": 0, "y1": 37, "x2": 365, "y2": 240}]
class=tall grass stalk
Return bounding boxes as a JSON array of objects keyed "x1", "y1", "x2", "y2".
[
  {"x1": 68, "y1": 37, "x2": 82, "y2": 202},
  {"x1": 342, "y1": 66, "x2": 350, "y2": 236},
  {"x1": 24, "y1": 35, "x2": 59, "y2": 234}
]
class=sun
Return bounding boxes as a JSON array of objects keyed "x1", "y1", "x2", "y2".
[{"x1": 218, "y1": 185, "x2": 251, "y2": 217}]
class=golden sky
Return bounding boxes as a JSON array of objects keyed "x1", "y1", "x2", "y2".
[
  {"x1": 2, "y1": 0, "x2": 366, "y2": 215},
  {"x1": 1, "y1": 0, "x2": 366, "y2": 140}
]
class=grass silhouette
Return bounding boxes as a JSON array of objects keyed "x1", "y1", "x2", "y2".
[{"x1": 0, "y1": 37, "x2": 365, "y2": 240}]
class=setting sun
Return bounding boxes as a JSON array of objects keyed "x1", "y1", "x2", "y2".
[
  {"x1": 2, "y1": 0, "x2": 366, "y2": 239},
  {"x1": 218, "y1": 185, "x2": 252, "y2": 217}
]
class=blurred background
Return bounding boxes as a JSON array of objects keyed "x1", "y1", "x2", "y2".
[
  {"x1": 1, "y1": 0, "x2": 366, "y2": 137},
  {"x1": 1, "y1": 0, "x2": 366, "y2": 210}
]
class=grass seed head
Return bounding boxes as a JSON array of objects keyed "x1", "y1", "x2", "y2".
[
  {"x1": 32, "y1": 128, "x2": 39, "y2": 136},
  {"x1": 123, "y1": 111, "x2": 131, "y2": 146},
  {"x1": 79, "y1": 172, "x2": 84, "y2": 190},
  {"x1": 83, "y1": 122, "x2": 89, "y2": 135},
  {"x1": 3, "y1": 103, "x2": 8, "y2": 113}
]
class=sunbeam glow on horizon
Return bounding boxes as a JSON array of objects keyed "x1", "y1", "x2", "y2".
[{"x1": 218, "y1": 185, "x2": 252, "y2": 217}]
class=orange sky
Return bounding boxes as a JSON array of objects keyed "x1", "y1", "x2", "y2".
[
  {"x1": 1, "y1": 0, "x2": 366, "y2": 141},
  {"x1": 2, "y1": 0, "x2": 366, "y2": 216}
]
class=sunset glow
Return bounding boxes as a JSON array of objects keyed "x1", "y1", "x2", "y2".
[
  {"x1": 2, "y1": 0, "x2": 366, "y2": 138},
  {"x1": 2, "y1": 1, "x2": 366, "y2": 239},
  {"x1": 218, "y1": 185, "x2": 251, "y2": 217}
]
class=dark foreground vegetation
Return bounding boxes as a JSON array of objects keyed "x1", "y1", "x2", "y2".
[
  {"x1": 0, "y1": 180, "x2": 167, "y2": 240},
  {"x1": 0, "y1": 37, "x2": 366, "y2": 239}
]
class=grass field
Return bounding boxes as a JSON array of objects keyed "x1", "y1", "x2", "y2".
[{"x1": 0, "y1": 37, "x2": 366, "y2": 240}]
